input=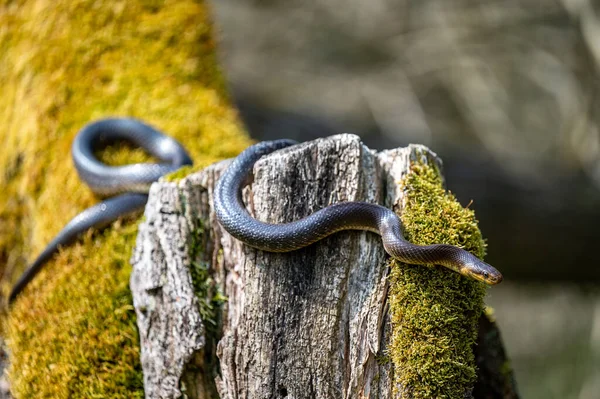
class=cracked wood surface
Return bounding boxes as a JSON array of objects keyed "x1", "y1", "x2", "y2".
[{"x1": 130, "y1": 134, "x2": 517, "y2": 398}]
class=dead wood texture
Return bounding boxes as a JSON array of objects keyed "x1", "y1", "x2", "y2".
[{"x1": 130, "y1": 134, "x2": 518, "y2": 399}]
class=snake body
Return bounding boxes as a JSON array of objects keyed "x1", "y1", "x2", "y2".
[
  {"x1": 10, "y1": 125, "x2": 501, "y2": 304},
  {"x1": 214, "y1": 140, "x2": 503, "y2": 285},
  {"x1": 8, "y1": 118, "x2": 193, "y2": 303}
]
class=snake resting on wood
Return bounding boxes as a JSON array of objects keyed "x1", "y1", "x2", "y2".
[{"x1": 9, "y1": 118, "x2": 502, "y2": 304}]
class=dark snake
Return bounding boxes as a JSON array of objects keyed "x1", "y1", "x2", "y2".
[
  {"x1": 214, "y1": 139, "x2": 503, "y2": 285},
  {"x1": 8, "y1": 118, "x2": 193, "y2": 303},
  {"x1": 10, "y1": 120, "x2": 501, "y2": 303}
]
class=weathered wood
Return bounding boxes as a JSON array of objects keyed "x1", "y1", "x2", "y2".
[
  {"x1": 216, "y1": 135, "x2": 396, "y2": 398},
  {"x1": 130, "y1": 134, "x2": 518, "y2": 398}
]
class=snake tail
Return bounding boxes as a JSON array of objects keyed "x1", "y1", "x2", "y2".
[{"x1": 8, "y1": 118, "x2": 193, "y2": 304}]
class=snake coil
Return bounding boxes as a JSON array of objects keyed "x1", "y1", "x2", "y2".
[{"x1": 8, "y1": 118, "x2": 193, "y2": 303}]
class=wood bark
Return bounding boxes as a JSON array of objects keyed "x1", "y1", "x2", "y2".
[{"x1": 130, "y1": 134, "x2": 518, "y2": 398}]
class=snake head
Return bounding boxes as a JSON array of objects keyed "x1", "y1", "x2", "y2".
[{"x1": 462, "y1": 259, "x2": 503, "y2": 285}]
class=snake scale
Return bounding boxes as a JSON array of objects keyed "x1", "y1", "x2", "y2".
[{"x1": 9, "y1": 118, "x2": 501, "y2": 304}]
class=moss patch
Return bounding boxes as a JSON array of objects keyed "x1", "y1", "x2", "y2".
[
  {"x1": 0, "y1": 0, "x2": 252, "y2": 397},
  {"x1": 389, "y1": 162, "x2": 488, "y2": 398},
  {"x1": 188, "y1": 222, "x2": 226, "y2": 331},
  {"x1": 179, "y1": 213, "x2": 226, "y2": 397},
  {"x1": 163, "y1": 163, "x2": 214, "y2": 183},
  {"x1": 6, "y1": 223, "x2": 144, "y2": 398}
]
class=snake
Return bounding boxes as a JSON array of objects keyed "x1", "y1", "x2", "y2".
[
  {"x1": 10, "y1": 124, "x2": 501, "y2": 303},
  {"x1": 214, "y1": 139, "x2": 503, "y2": 285},
  {"x1": 8, "y1": 118, "x2": 193, "y2": 304}
]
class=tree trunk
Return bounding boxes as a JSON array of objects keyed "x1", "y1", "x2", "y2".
[{"x1": 130, "y1": 134, "x2": 518, "y2": 398}]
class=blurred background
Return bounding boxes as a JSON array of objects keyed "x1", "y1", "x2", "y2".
[{"x1": 209, "y1": 0, "x2": 600, "y2": 398}]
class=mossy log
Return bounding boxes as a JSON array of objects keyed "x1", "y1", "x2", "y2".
[
  {"x1": 0, "y1": 0, "x2": 253, "y2": 396},
  {"x1": 131, "y1": 134, "x2": 518, "y2": 398}
]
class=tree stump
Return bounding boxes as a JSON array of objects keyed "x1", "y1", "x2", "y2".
[{"x1": 130, "y1": 134, "x2": 518, "y2": 398}]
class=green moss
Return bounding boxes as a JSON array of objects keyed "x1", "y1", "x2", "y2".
[
  {"x1": 388, "y1": 161, "x2": 488, "y2": 398},
  {"x1": 484, "y1": 305, "x2": 496, "y2": 322},
  {"x1": 188, "y1": 222, "x2": 227, "y2": 330},
  {"x1": 0, "y1": 1, "x2": 252, "y2": 397},
  {"x1": 500, "y1": 360, "x2": 513, "y2": 378},
  {"x1": 183, "y1": 219, "x2": 225, "y2": 397},
  {"x1": 376, "y1": 354, "x2": 391, "y2": 366},
  {"x1": 163, "y1": 165, "x2": 196, "y2": 182},
  {"x1": 6, "y1": 223, "x2": 145, "y2": 398},
  {"x1": 163, "y1": 162, "x2": 216, "y2": 183}
]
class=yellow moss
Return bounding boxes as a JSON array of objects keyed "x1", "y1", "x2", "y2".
[
  {"x1": 0, "y1": 0, "x2": 252, "y2": 397},
  {"x1": 389, "y1": 162, "x2": 488, "y2": 398},
  {"x1": 6, "y1": 223, "x2": 144, "y2": 398},
  {"x1": 163, "y1": 163, "x2": 214, "y2": 183},
  {"x1": 484, "y1": 305, "x2": 496, "y2": 323}
]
